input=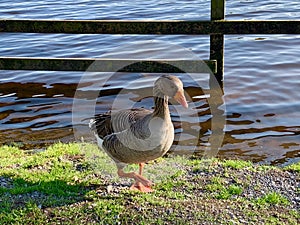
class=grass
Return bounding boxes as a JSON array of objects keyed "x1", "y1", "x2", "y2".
[
  {"x1": 205, "y1": 176, "x2": 243, "y2": 200},
  {"x1": 285, "y1": 162, "x2": 300, "y2": 172},
  {"x1": 0, "y1": 143, "x2": 299, "y2": 224},
  {"x1": 222, "y1": 159, "x2": 253, "y2": 169},
  {"x1": 255, "y1": 192, "x2": 290, "y2": 206}
]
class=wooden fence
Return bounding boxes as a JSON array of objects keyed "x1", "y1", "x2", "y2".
[{"x1": 0, "y1": 0, "x2": 300, "y2": 82}]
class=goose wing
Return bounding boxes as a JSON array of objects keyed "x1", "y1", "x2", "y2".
[{"x1": 90, "y1": 108, "x2": 152, "y2": 139}]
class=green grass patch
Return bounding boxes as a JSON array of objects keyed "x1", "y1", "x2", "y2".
[
  {"x1": 0, "y1": 143, "x2": 299, "y2": 224},
  {"x1": 284, "y1": 161, "x2": 300, "y2": 172},
  {"x1": 255, "y1": 192, "x2": 290, "y2": 206},
  {"x1": 222, "y1": 159, "x2": 253, "y2": 169},
  {"x1": 215, "y1": 184, "x2": 243, "y2": 200},
  {"x1": 205, "y1": 176, "x2": 243, "y2": 200},
  {"x1": 0, "y1": 143, "x2": 92, "y2": 212},
  {"x1": 92, "y1": 199, "x2": 125, "y2": 224}
]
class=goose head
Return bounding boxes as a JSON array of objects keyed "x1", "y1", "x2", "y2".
[{"x1": 154, "y1": 75, "x2": 188, "y2": 108}]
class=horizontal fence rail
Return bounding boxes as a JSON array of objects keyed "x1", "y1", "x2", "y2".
[
  {"x1": 1, "y1": 19, "x2": 300, "y2": 34},
  {"x1": 0, "y1": 57, "x2": 217, "y2": 73}
]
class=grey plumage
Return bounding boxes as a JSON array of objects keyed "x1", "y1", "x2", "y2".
[{"x1": 89, "y1": 75, "x2": 188, "y2": 192}]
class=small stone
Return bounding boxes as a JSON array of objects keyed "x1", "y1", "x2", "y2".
[
  {"x1": 166, "y1": 208, "x2": 173, "y2": 215},
  {"x1": 107, "y1": 185, "x2": 113, "y2": 193},
  {"x1": 135, "y1": 206, "x2": 142, "y2": 212}
]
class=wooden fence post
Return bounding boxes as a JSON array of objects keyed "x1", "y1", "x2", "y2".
[
  {"x1": 206, "y1": 0, "x2": 226, "y2": 158},
  {"x1": 210, "y1": 0, "x2": 225, "y2": 83}
]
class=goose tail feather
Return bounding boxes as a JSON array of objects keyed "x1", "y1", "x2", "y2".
[{"x1": 89, "y1": 119, "x2": 104, "y2": 148}]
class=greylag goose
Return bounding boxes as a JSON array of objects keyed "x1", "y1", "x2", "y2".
[{"x1": 89, "y1": 75, "x2": 188, "y2": 192}]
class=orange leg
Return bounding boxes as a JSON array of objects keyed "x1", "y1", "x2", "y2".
[
  {"x1": 139, "y1": 163, "x2": 144, "y2": 175},
  {"x1": 117, "y1": 163, "x2": 153, "y2": 193}
]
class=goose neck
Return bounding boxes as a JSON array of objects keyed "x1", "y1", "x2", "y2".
[{"x1": 153, "y1": 94, "x2": 169, "y2": 118}]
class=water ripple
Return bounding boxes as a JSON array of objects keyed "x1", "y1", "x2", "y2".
[{"x1": 0, "y1": 0, "x2": 299, "y2": 164}]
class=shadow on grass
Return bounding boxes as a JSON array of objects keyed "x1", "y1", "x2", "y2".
[{"x1": 0, "y1": 175, "x2": 115, "y2": 213}]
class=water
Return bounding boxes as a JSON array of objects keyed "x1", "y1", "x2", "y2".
[{"x1": 0, "y1": 0, "x2": 300, "y2": 165}]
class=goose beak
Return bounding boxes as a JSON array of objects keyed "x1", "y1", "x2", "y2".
[{"x1": 174, "y1": 90, "x2": 188, "y2": 109}]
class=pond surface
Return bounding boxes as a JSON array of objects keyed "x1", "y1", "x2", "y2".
[{"x1": 0, "y1": 0, "x2": 300, "y2": 165}]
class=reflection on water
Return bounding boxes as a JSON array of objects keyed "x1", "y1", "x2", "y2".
[
  {"x1": 0, "y1": 80, "x2": 75, "y2": 148},
  {"x1": 1, "y1": 72, "x2": 299, "y2": 165},
  {"x1": 0, "y1": 0, "x2": 300, "y2": 165}
]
